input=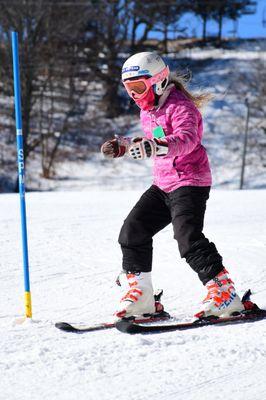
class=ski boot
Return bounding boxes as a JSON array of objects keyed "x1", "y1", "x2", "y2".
[
  {"x1": 115, "y1": 271, "x2": 167, "y2": 319},
  {"x1": 195, "y1": 268, "x2": 245, "y2": 319}
]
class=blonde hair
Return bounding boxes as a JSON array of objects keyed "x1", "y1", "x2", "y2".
[{"x1": 169, "y1": 70, "x2": 214, "y2": 110}]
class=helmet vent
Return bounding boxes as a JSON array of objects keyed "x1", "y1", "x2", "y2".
[{"x1": 161, "y1": 78, "x2": 167, "y2": 88}]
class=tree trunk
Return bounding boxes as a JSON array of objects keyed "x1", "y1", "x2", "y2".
[
  {"x1": 137, "y1": 23, "x2": 152, "y2": 49},
  {"x1": 130, "y1": 16, "x2": 138, "y2": 52},
  {"x1": 163, "y1": 24, "x2": 168, "y2": 54},
  {"x1": 102, "y1": 57, "x2": 121, "y2": 118},
  {"x1": 202, "y1": 14, "x2": 207, "y2": 42},
  {"x1": 102, "y1": 78, "x2": 121, "y2": 118},
  {"x1": 217, "y1": 13, "x2": 223, "y2": 45}
]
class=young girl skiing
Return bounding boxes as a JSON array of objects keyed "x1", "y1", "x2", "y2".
[{"x1": 101, "y1": 52, "x2": 244, "y2": 319}]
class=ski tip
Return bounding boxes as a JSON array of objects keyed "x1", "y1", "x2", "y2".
[
  {"x1": 115, "y1": 320, "x2": 140, "y2": 334},
  {"x1": 241, "y1": 289, "x2": 252, "y2": 303}
]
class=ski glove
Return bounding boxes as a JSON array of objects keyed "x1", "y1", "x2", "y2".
[
  {"x1": 128, "y1": 137, "x2": 168, "y2": 160},
  {"x1": 101, "y1": 138, "x2": 127, "y2": 158}
]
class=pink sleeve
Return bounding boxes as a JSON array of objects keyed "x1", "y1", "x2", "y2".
[{"x1": 165, "y1": 101, "x2": 200, "y2": 157}]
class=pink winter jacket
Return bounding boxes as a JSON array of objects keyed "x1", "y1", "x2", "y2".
[{"x1": 140, "y1": 86, "x2": 212, "y2": 193}]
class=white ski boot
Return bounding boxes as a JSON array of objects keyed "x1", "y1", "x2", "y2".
[
  {"x1": 115, "y1": 271, "x2": 156, "y2": 318},
  {"x1": 195, "y1": 268, "x2": 244, "y2": 318}
]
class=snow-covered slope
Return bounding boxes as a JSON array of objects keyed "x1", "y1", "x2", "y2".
[{"x1": 0, "y1": 189, "x2": 265, "y2": 400}]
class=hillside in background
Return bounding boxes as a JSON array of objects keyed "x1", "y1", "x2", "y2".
[{"x1": 0, "y1": 39, "x2": 265, "y2": 192}]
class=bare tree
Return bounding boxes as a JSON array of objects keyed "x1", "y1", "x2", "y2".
[
  {"x1": 247, "y1": 58, "x2": 266, "y2": 168},
  {"x1": 212, "y1": 0, "x2": 257, "y2": 44},
  {"x1": 230, "y1": 54, "x2": 266, "y2": 178},
  {"x1": 127, "y1": 0, "x2": 159, "y2": 52},
  {"x1": 151, "y1": 0, "x2": 186, "y2": 54},
  {"x1": 192, "y1": 0, "x2": 218, "y2": 42},
  {"x1": 191, "y1": 0, "x2": 257, "y2": 43},
  {"x1": 0, "y1": 0, "x2": 89, "y2": 181},
  {"x1": 84, "y1": 0, "x2": 132, "y2": 118}
]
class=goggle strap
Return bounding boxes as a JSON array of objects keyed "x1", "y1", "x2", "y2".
[{"x1": 149, "y1": 66, "x2": 169, "y2": 86}]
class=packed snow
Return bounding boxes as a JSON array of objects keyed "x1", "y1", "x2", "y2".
[{"x1": 0, "y1": 189, "x2": 266, "y2": 400}]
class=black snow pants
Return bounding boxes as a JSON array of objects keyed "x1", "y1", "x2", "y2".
[{"x1": 118, "y1": 185, "x2": 223, "y2": 285}]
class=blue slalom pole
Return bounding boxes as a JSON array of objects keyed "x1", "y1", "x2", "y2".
[{"x1": 11, "y1": 31, "x2": 32, "y2": 318}]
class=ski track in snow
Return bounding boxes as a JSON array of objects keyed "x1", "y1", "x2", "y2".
[{"x1": 0, "y1": 190, "x2": 266, "y2": 400}]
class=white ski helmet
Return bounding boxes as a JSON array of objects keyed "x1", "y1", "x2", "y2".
[{"x1": 121, "y1": 52, "x2": 170, "y2": 96}]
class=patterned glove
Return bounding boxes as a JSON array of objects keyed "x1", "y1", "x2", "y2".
[
  {"x1": 101, "y1": 138, "x2": 127, "y2": 158},
  {"x1": 128, "y1": 137, "x2": 168, "y2": 160}
]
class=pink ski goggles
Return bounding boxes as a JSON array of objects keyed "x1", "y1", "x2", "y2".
[{"x1": 123, "y1": 66, "x2": 169, "y2": 100}]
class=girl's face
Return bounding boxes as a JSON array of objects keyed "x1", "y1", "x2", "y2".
[
  {"x1": 123, "y1": 76, "x2": 152, "y2": 100},
  {"x1": 123, "y1": 76, "x2": 155, "y2": 110},
  {"x1": 122, "y1": 66, "x2": 169, "y2": 100},
  {"x1": 134, "y1": 87, "x2": 156, "y2": 111}
]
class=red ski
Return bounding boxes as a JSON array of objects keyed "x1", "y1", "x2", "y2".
[{"x1": 116, "y1": 290, "x2": 266, "y2": 334}]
